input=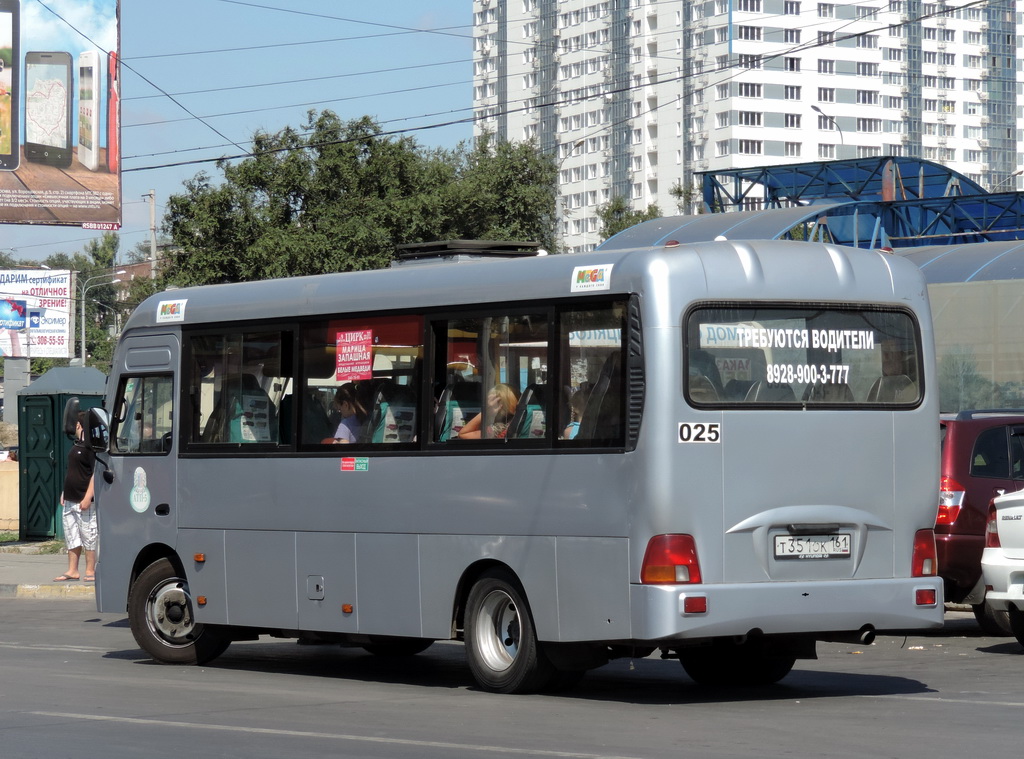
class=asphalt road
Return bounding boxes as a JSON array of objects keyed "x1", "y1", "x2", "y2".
[{"x1": 1, "y1": 601, "x2": 1023, "y2": 759}]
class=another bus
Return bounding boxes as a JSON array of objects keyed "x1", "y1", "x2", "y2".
[{"x1": 89, "y1": 236, "x2": 944, "y2": 693}]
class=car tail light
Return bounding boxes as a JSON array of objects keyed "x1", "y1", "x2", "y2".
[
  {"x1": 937, "y1": 475, "x2": 965, "y2": 525},
  {"x1": 985, "y1": 502, "x2": 1001, "y2": 548},
  {"x1": 641, "y1": 534, "x2": 702, "y2": 584},
  {"x1": 911, "y1": 529, "x2": 937, "y2": 577}
]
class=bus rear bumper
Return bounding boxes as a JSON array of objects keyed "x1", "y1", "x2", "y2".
[{"x1": 629, "y1": 578, "x2": 945, "y2": 642}]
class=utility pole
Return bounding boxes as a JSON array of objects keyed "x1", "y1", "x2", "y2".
[{"x1": 144, "y1": 189, "x2": 157, "y2": 277}]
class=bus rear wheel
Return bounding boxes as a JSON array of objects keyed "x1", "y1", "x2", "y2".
[
  {"x1": 464, "y1": 570, "x2": 554, "y2": 694},
  {"x1": 128, "y1": 558, "x2": 229, "y2": 665},
  {"x1": 679, "y1": 640, "x2": 795, "y2": 686}
]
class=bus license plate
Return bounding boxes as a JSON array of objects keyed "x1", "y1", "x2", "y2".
[{"x1": 774, "y1": 534, "x2": 851, "y2": 560}]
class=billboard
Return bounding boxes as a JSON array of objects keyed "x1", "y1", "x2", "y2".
[
  {"x1": 0, "y1": 1, "x2": 120, "y2": 228},
  {"x1": 0, "y1": 268, "x2": 72, "y2": 357}
]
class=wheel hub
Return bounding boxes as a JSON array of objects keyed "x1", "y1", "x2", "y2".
[{"x1": 147, "y1": 579, "x2": 197, "y2": 645}]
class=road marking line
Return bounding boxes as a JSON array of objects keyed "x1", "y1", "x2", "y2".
[
  {"x1": 869, "y1": 694, "x2": 1024, "y2": 708},
  {"x1": 0, "y1": 642, "x2": 107, "y2": 653},
  {"x1": 29, "y1": 712, "x2": 644, "y2": 759}
]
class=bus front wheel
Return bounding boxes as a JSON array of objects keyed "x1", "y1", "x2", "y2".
[
  {"x1": 128, "y1": 558, "x2": 229, "y2": 665},
  {"x1": 464, "y1": 570, "x2": 554, "y2": 694}
]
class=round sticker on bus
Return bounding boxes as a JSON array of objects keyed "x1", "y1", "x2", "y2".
[{"x1": 130, "y1": 466, "x2": 151, "y2": 513}]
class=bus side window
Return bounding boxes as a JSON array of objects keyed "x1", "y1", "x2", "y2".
[
  {"x1": 433, "y1": 311, "x2": 549, "y2": 443},
  {"x1": 560, "y1": 302, "x2": 627, "y2": 446},
  {"x1": 111, "y1": 375, "x2": 174, "y2": 455},
  {"x1": 299, "y1": 315, "x2": 424, "y2": 448},
  {"x1": 189, "y1": 331, "x2": 285, "y2": 445}
]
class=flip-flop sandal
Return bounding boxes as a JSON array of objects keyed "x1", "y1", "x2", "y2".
[
  {"x1": 53, "y1": 575, "x2": 79, "y2": 582},
  {"x1": 83, "y1": 576, "x2": 96, "y2": 582}
]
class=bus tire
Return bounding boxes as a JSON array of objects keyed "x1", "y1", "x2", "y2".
[
  {"x1": 363, "y1": 637, "x2": 434, "y2": 657},
  {"x1": 128, "y1": 558, "x2": 229, "y2": 665},
  {"x1": 464, "y1": 570, "x2": 554, "y2": 694},
  {"x1": 679, "y1": 641, "x2": 795, "y2": 686}
]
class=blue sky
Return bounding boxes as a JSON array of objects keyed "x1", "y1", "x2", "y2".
[{"x1": 7, "y1": 0, "x2": 473, "y2": 263}]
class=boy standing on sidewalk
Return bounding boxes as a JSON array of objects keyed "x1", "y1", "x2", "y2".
[{"x1": 53, "y1": 413, "x2": 97, "y2": 582}]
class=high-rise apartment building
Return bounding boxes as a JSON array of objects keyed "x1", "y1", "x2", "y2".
[{"x1": 472, "y1": 0, "x2": 1020, "y2": 253}]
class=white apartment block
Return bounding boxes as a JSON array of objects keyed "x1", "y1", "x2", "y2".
[{"x1": 473, "y1": 0, "x2": 1021, "y2": 253}]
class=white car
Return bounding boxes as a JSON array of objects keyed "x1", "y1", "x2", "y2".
[{"x1": 981, "y1": 490, "x2": 1024, "y2": 646}]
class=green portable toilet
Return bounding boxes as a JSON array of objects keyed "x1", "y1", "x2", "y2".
[{"x1": 18, "y1": 367, "x2": 107, "y2": 541}]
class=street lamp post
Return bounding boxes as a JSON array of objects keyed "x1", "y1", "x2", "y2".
[
  {"x1": 811, "y1": 105, "x2": 845, "y2": 148},
  {"x1": 79, "y1": 270, "x2": 126, "y2": 365},
  {"x1": 990, "y1": 169, "x2": 1024, "y2": 193},
  {"x1": 554, "y1": 139, "x2": 586, "y2": 252}
]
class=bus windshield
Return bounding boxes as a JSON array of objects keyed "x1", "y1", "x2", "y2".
[{"x1": 687, "y1": 305, "x2": 922, "y2": 406}]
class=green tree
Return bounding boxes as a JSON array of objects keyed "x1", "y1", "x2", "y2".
[
  {"x1": 596, "y1": 196, "x2": 661, "y2": 242},
  {"x1": 164, "y1": 112, "x2": 558, "y2": 285}
]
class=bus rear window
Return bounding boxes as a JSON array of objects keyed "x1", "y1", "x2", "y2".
[{"x1": 686, "y1": 305, "x2": 922, "y2": 407}]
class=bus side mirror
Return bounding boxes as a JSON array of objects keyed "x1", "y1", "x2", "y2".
[
  {"x1": 85, "y1": 407, "x2": 110, "y2": 453},
  {"x1": 62, "y1": 397, "x2": 81, "y2": 438}
]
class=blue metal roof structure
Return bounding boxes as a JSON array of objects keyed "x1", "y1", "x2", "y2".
[
  {"x1": 699, "y1": 156, "x2": 986, "y2": 211},
  {"x1": 597, "y1": 158, "x2": 1024, "y2": 253}
]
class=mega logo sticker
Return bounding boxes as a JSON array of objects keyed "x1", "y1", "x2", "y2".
[
  {"x1": 156, "y1": 299, "x2": 187, "y2": 323},
  {"x1": 570, "y1": 264, "x2": 613, "y2": 293}
]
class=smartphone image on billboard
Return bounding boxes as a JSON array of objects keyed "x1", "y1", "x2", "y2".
[
  {"x1": 106, "y1": 50, "x2": 118, "y2": 174},
  {"x1": 0, "y1": 0, "x2": 20, "y2": 171},
  {"x1": 24, "y1": 51, "x2": 73, "y2": 168},
  {"x1": 77, "y1": 50, "x2": 100, "y2": 170}
]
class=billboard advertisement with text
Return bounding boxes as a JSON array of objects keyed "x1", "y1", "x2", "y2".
[
  {"x1": 0, "y1": 1, "x2": 120, "y2": 228},
  {"x1": 0, "y1": 268, "x2": 72, "y2": 357}
]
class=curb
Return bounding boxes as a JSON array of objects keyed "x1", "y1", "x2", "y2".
[
  {"x1": 0, "y1": 583, "x2": 95, "y2": 599},
  {"x1": 0, "y1": 542, "x2": 66, "y2": 555}
]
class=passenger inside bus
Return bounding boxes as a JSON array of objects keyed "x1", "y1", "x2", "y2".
[
  {"x1": 866, "y1": 338, "x2": 917, "y2": 403},
  {"x1": 323, "y1": 383, "x2": 368, "y2": 444},
  {"x1": 457, "y1": 384, "x2": 518, "y2": 439},
  {"x1": 562, "y1": 389, "x2": 587, "y2": 439}
]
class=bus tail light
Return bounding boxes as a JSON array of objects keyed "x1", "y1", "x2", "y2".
[
  {"x1": 911, "y1": 529, "x2": 937, "y2": 577},
  {"x1": 937, "y1": 476, "x2": 965, "y2": 525},
  {"x1": 985, "y1": 503, "x2": 1001, "y2": 548},
  {"x1": 641, "y1": 535, "x2": 702, "y2": 584}
]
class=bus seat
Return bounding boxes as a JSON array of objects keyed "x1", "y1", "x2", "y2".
[
  {"x1": 364, "y1": 382, "x2": 418, "y2": 444},
  {"x1": 688, "y1": 371, "x2": 719, "y2": 403},
  {"x1": 724, "y1": 379, "x2": 753, "y2": 400},
  {"x1": 509, "y1": 384, "x2": 547, "y2": 439},
  {"x1": 803, "y1": 382, "x2": 855, "y2": 403},
  {"x1": 436, "y1": 382, "x2": 482, "y2": 441},
  {"x1": 690, "y1": 349, "x2": 724, "y2": 397},
  {"x1": 578, "y1": 353, "x2": 622, "y2": 442},
  {"x1": 866, "y1": 374, "x2": 916, "y2": 403},
  {"x1": 744, "y1": 381, "x2": 795, "y2": 403},
  {"x1": 283, "y1": 388, "x2": 334, "y2": 444},
  {"x1": 225, "y1": 374, "x2": 279, "y2": 443}
]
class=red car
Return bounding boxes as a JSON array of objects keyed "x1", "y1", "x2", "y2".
[{"x1": 938, "y1": 411, "x2": 1024, "y2": 633}]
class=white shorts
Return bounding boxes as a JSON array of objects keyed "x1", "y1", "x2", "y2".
[{"x1": 62, "y1": 501, "x2": 98, "y2": 551}]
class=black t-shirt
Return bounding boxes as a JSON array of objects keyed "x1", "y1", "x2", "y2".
[{"x1": 63, "y1": 442, "x2": 96, "y2": 503}]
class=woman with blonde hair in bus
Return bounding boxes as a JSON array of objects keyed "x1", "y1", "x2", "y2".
[{"x1": 457, "y1": 383, "x2": 518, "y2": 439}]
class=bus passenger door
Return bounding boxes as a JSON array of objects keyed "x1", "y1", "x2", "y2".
[{"x1": 98, "y1": 335, "x2": 180, "y2": 611}]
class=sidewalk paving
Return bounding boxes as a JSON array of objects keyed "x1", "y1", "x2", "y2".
[{"x1": 0, "y1": 542, "x2": 96, "y2": 600}]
